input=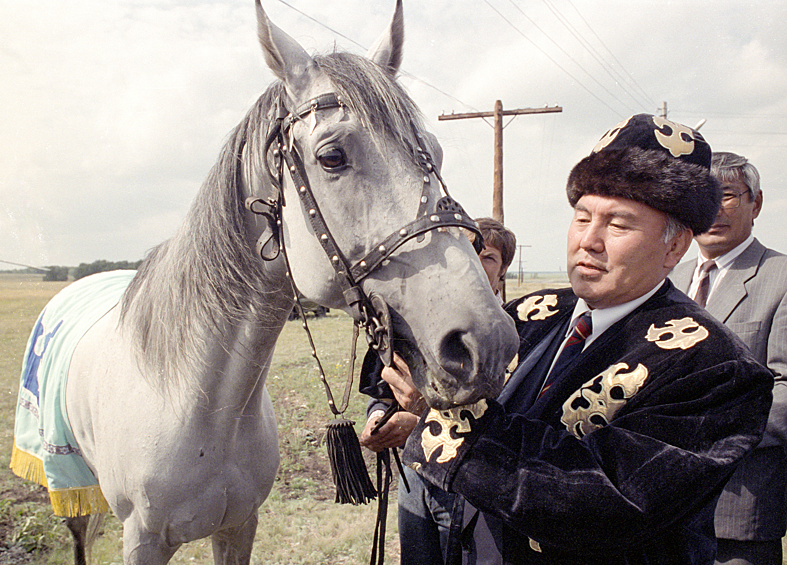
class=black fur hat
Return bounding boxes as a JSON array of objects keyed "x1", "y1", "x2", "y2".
[{"x1": 567, "y1": 114, "x2": 721, "y2": 235}]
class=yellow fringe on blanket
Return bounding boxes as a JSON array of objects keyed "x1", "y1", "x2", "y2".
[
  {"x1": 49, "y1": 485, "x2": 110, "y2": 517},
  {"x1": 9, "y1": 441, "x2": 48, "y2": 489},
  {"x1": 10, "y1": 440, "x2": 110, "y2": 517}
]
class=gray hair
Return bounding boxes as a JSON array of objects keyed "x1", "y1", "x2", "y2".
[
  {"x1": 663, "y1": 215, "x2": 690, "y2": 243},
  {"x1": 711, "y1": 151, "x2": 761, "y2": 199}
]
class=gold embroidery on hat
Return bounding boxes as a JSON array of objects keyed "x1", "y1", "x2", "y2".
[
  {"x1": 652, "y1": 116, "x2": 695, "y2": 158},
  {"x1": 646, "y1": 317, "x2": 709, "y2": 349},
  {"x1": 517, "y1": 295, "x2": 559, "y2": 321},
  {"x1": 421, "y1": 400, "x2": 488, "y2": 463},
  {"x1": 592, "y1": 116, "x2": 632, "y2": 153},
  {"x1": 561, "y1": 362, "x2": 649, "y2": 439}
]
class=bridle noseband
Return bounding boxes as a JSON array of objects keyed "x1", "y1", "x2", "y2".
[{"x1": 245, "y1": 92, "x2": 482, "y2": 369}]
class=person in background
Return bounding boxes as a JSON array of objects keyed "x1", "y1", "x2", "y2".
[
  {"x1": 470, "y1": 217, "x2": 517, "y2": 301},
  {"x1": 360, "y1": 218, "x2": 516, "y2": 565},
  {"x1": 670, "y1": 151, "x2": 787, "y2": 565},
  {"x1": 383, "y1": 114, "x2": 773, "y2": 564}
]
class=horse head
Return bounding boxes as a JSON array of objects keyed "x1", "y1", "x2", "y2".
[{"x1": 246, "y1": 0, "x2": 518, "y2": 409}]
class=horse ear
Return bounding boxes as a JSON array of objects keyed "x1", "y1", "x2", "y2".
[
  {"x1": 422, "y1": 131, "x2": 444, "y2": 169},
  {"x1": 255, "y1": 0, "x2": 316, "y2": 97},
  {"x1": 366, "y1": 0, "x2": 404, "y2": 76}
]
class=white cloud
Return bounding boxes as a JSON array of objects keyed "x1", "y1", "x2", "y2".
[{"x1": 1, "y1": 0, "x2": 785, "y2": 271}]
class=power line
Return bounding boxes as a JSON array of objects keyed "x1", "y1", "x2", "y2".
[
  {"x1": 275, "y1": 0, "x2": 365, "y2": 51},
  {"x1": 482, "y1": 0, "x2": 621, "y2": 117},
  {"x1": 565, "y1": 0, "x2": 658, "y2": 110},
  {"x1": 0, "y1": 259, "x2": 50, "y2": 272},
  {"x1": 398, "y1": 70, "x2": 485, "y2": 115},
  {"x1": 504, "y1": 0, "x2": 640, "y2": 114},
  {"x1": 538, "y1": 0, "x2": 653, "y2": 111},
  {"x1": 274, "y1": 0, "x2": 483, "y2": 114}
]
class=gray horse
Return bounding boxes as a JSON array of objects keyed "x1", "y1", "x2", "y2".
[{"x1": 10, "y1": 1, "x2": 518, "y2": 563}]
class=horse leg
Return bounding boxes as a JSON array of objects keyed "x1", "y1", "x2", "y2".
[
  {"x1": 122, "y1": 514, "x2": 179, "y2": 565},
  {"x1": 66, "y1": 513, "x2": 107, "y2": 565},
  {"x1": 65, "y1": 516, "x2": 89, "y2": 565},
  {"x1": 210, "y1": 511, "x2": 258, "y2": 565}
]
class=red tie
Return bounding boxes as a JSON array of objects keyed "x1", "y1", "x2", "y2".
[
  {"x1": 540, "y1": 312, "x2": 592, "y2": 399},
  {"x1": 693, "y1": 260, "x2": 717, "y2": 308}
]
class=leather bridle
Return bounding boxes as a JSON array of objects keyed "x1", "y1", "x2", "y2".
[{"x1": 245, "y1": 92, "x2": 482, "y2": 371}]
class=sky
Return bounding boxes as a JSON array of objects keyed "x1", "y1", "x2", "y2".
[{"x1": 2, "y1": 0, "x2": 786, "y2": 273}]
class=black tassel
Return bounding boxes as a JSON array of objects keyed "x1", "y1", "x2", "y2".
[{"x1": 326, "y1": 419, "x2": 377, "y2": 505}]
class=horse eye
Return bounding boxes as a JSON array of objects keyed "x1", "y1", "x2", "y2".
[{"x1": 317, "y1": 147, "x2": 347, "y2": 171}]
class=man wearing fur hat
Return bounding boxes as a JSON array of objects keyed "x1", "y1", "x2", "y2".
[{"x1": 382, "y1": 114, "x2": 773, "y2": 564}]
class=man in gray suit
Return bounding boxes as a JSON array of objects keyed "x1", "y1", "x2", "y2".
[{"x1": 670, "y1": 151, "x2": 787, "y2": 565}]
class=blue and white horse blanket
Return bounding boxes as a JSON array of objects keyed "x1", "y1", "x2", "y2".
[{"x1": 11, "y1": 270, "x2": 136, "y2": 517}]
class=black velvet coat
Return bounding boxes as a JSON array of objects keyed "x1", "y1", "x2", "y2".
[{"x1": 402, "y1": 281, "x2": 773, "y2": 564}]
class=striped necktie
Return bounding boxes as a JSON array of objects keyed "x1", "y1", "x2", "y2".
[
  {"x1": 692, "y1": 260, "x2": 717, "y2": 308},
  {"x1": 539, "y1": 312, "x2": 592, "y2": 399}
]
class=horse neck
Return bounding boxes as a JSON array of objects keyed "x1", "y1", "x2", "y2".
[
  {"x1": 122, "y1": 219, "x2": 294, "y2": 414},
  {"x1": 194, "y1": 279, "x2": 291, "y2": 414}
]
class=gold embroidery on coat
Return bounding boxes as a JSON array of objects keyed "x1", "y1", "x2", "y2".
[
  {"x1": 421, "y1": 400, "x2": 488, "y2": 463},
  {"x1": 646, "y1": 317, "x2": 709, "y2": 350},
  {"x1": 561, "y1": 362, "x2": 649, "y2": 439},
  {"x1": 506, "y1": 353, "x2": 519, "y2": 377},
  {"x1": 517, "y1": 295, "x2": 558, "y2": 322}
]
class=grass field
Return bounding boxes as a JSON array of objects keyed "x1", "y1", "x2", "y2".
[{"x1": 0, "y1": 273, "x2": 568, "y2": 564}]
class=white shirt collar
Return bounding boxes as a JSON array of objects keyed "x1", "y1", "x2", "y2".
[
  {"x1": 569, "y1": 280, "x2": 665, "y2": 348},
  {"x1": 698, "y1": 234, "x2": 754, "y2": 270},
  {"x1": 687, "y1": 235, "x2": 755, "y2": 302}
]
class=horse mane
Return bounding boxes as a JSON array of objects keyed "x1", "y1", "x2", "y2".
[{"x1": 120, "y1": 51, "x2": 426, "y2": 390}]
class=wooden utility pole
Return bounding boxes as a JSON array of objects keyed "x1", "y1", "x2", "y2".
[
  {"x1": 493, "y1": 100, "x2": 504, "y2": 222},
  {"x1": 439, "y1": 102, "x2": 561, "y2": 299},
  {"x1": 517, "y1": 244, "x2": 532, "y2": 285},
  {"x1": 439, "y1": 102, "x2": 562, "y2": 224}
]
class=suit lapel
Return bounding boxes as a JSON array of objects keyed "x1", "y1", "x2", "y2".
[
  {"x1": 669, "y1": 261, "x2": 694, "y2": 294},
  {"x1": 706, "y1": 240, "x2": 765, "y2": 323}
]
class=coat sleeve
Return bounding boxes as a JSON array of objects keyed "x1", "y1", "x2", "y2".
[{"x1": 402, "y1": 358, "x2": 772, "y2": 554}]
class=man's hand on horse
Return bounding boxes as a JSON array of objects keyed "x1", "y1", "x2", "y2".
[
  {"x1": 381, "y1": 353, "x2": 428, "y2": 415},
  {"x1": 360, "y1": 410, "x2": 419, "y2": 452}
]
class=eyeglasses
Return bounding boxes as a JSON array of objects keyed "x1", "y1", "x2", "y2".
[{"x1": 720, "y1": 189, "x2": 751, "y2": 210}]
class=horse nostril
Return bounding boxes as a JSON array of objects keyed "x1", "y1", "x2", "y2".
[{"x1": 439, "y1": 330, "x2": 475, "y2": 379}]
